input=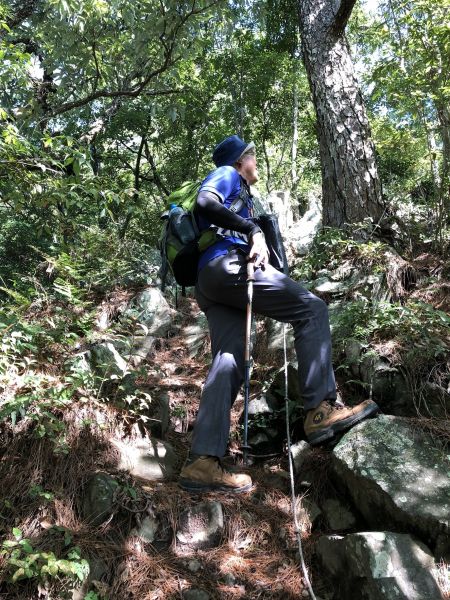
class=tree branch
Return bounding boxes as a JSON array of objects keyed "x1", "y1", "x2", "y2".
[
  {"x1": 144, "y1": 141, "x2": 170, "y2": 197},
  {"x1": 91, "y1": 41, "x2": 101, "y2": 94},
  {"x1": 332, "y1": 0, "x2": 357, "y2": 35}
]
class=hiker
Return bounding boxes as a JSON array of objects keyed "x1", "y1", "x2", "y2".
[{"x1": 178, "y1": 135, "x2": 379, "y2": 494}]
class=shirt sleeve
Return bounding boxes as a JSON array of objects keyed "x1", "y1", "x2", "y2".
[{"x1": 199, "y1": 166, "x2": 240, "y2": 203}]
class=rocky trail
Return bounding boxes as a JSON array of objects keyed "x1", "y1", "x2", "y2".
[{"x1": 1, "y1": 213, "x2": 449, "y2": 599}]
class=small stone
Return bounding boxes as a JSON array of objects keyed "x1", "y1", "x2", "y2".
[
  {"x1": 223, "y1": 573, "x2": 236, "y2": 586},
  {"x1": 177, "y1": 502, "x2": 224, "y2": 550},
  {"x1": 81, "y1": 473, "x2": 119, "y2": 526},
  {"x1": 132, "y1": 515, "x2": 159, "y2": 543},
  {"x1": 290, "y1": 440, "x2": 312, "y2": 473},
  {"x1": 302, "y1": 590, "x2": 310, "y2": 598},
  {"x1": 187, "y1": 559, "x2": 202, "y2": 573}
]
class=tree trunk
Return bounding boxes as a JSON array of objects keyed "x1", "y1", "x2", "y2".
[
  {"x1": 291, "y1": 57, "x2": 299, "y2": 196},
  {"x1": 298, "y1": 0, "x2": 384, "y2": 227},
  {"x1": 436, "y1": 102, "x2": 450, "y2": 230}
]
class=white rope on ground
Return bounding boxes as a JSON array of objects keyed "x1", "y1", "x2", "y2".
[{"x1": 283, "y1": 323, "x2": 317, "y2": 600}]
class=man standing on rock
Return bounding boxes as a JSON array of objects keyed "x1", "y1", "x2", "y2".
[{"x1": 178, "y1": 135, "x2": 379, "y2": 494}]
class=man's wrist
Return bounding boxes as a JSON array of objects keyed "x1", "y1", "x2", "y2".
[{"x1": 249, "y1": 225, "x2": 263, "y2": 239}]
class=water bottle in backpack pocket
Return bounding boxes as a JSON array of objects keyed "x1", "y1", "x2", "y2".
[{"x1": 168, "y1": 203, "x2": 198, "y2": 244}]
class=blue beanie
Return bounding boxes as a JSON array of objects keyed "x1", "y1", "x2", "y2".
[{"x1": 212, "y1": 135, "x2": 255, "y2": 167}]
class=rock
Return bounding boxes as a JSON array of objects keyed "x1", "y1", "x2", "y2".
[
  {"x1": 89, "y1": 341, "x2": 130, "y2": 379},
  {"x1": 271, "y1": 363, "x2": 302, "y2": 405},
  {"x1": 66, "y1": 352, "x2": 92, "y2": 376},
  {"x1": 182, "y1": 312, "x2": 208, "y2": 358},
  {"x1": 351, "y1": 272, "x2": 386, "y2": 301},
  {"x1": 316, "y1": 532, "x2": 444, "y2": 599},
  {"x1": 290, "y1": 440, "x2": 313, "y2": 473},
  {"x1": 223, "y1": 573, "x2": 236, "y2": 586},
  {"x1": 331, "y1": 416, "x2": 450, "y2": 556},
  {"x1": 343, "y1": 338, "x2": 365, "y2": 377},
  {"x1": 359, "y1": 355, "x2": 411, "y2": 415},
  {"x1": 112, "y1": 438, "x2": 176, "y2": 481},
  {"x1": 422, "y1": 382, "x2": 450, "y2": 419},
  {"x1": 300, "y1": 496, "x2": 322, "y2": 528},
  {"x1": 329, "y1": 261, "x2": 355, "y2": 282},
  {"x1": 155, "y1": 392, "x2": 170, "y2": 438},
  {"x1": 81, "y1": 473, "x2": 119, "y2": 526},
  {"x1": 126, "y1": 334, "x2": 156, "y2": 367},
  {"x1": 141, "y1": 390, "x2": 171, "y2": 438},
  {"x1": 290, "y1": 197, "x2": 321, "y2": 256},
  {"x1": 248, "y1": 432, "x2": 270, "y2": 446},
  {"x1": 359, "y1": 355, "x2": 449, "y2": 419},
  {"x1": 265, "y1": 318, "x2": 295, "y2": 352},
  {"x1": 248, "y1": 392, "x2": 276, "y2": 415},
  {"x1": 124, "y1": 286, "x2": 174, "y2": 337},
  {"x1": 177, "y1": 502, "x2": 224, "y2": 550},
  {"x1": 89, "y1": 556, "x2": 108, "y2": 581},
  {"x1": 328, "y1": 300, "x2": 346, "y2": 334},
  {"x1": 313, "y1": 279, "x2": 349, "y2": 294},
  {"x1": 131, "y1": 513, "x2": 159, "y2": 543},
  {"x1": 187, "y1": 559, "x2": 202, "y2": 573},
  {"x1": 266, "y1": 190, "x2": 293, "y2": 232},
  {"x1": 182, "y1": 590, "x2": 210, "y2": 600},
  {"x1": 321, "y1": 498, "x2": 356, "y2": 531}
]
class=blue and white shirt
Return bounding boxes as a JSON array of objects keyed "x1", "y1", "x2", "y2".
[{"x1": 197, "y1": 166, "x2": 253, "y2": 270}]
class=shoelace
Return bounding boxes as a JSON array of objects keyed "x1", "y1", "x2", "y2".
[
  {"x1": 212, "y1": 457, "x2": 232, "y2": 475},
  {"x1": 324, "y1": 401, "x2": 345, "y2": 411}
]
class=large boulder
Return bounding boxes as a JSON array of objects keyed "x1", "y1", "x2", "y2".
[
  {"x1": 266, "y1": 190, "x2": 293, "y2": 233},
  {"x1": 112, "y1": 437, "x2": 177, "y2": 481},
  {"x1": 320, "y1": 498, "x2": 357, "y2": 532},
  {"x1": 331, "y1": 415, "x2": 450, "y2": 558},
  {"x1": 288, "y1": 195, "x2": 321, "y2": 256},
  {"x1": 89, "y1": 341, "x2": 130, "y2": 379},
  {"x1": 316, "y1": 532, "x2": 444, "y2": 599},
  {"x1": 123, "y1": 286, "x2": 174, "y2": 337}
]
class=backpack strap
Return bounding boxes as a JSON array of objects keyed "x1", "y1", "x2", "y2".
[{"x1": 229, "y1": 178, "x2": 251, "y2": 214}]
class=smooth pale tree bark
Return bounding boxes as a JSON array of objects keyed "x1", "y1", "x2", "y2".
[{"x1": 298, "y1": 0, "x2": 384, "y2": 227}]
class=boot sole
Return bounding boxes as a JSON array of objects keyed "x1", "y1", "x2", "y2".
[
  {"x1": 307, "y1": 401, "x2": 380, "y2": 446},
  {"x1": 178, "y1": 479, "x2": 253, "y2": 494}
]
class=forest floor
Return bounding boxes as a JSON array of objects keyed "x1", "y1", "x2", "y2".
[
  {"x1": 1, "y1": 239, "x2": 449, "y2": 599},
  {"x1": 0, "y1": 292, "x2": 342, "y2": 600}
]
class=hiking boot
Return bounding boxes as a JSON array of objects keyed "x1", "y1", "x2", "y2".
[
  {"x1": 178, "y1": 455, "x2": 252, "y2": 493},
  {"x1": 304, "y1": 399, "x2": 379, "y2": 446}
]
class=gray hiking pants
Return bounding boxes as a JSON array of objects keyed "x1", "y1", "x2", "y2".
[{"x1": 191, "y1": 248, "x2": 336, "y2": 457}]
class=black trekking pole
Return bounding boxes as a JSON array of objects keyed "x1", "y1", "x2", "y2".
[{"x1": 242, "y1": 259, "x2": 255, "y2": 465}]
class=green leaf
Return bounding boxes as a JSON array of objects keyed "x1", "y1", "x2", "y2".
[
  {"x1": 12, "y1": 528, "x2": 22, "y2": 541},
  {"x1": 19, "y1": 539, "x2": 34, "y2": 553}
]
